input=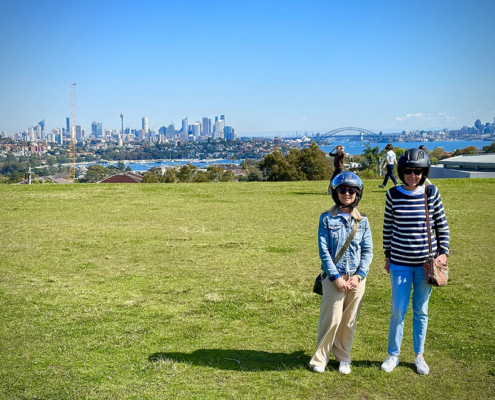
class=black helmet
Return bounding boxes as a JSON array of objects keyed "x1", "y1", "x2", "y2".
[
  {"x1": 331, "y1": 171, "x2": 364, "y2": 208},
  {"x1": 398, "y1": 148, "x2": 430, "y2": 186}
]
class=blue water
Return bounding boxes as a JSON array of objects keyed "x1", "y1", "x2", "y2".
[
  {"x1": 96, "y1": 159, "x2": 241, "y2": 172},
  {"x1": 320, "y1": 140, "x2": 491, "y2": 156},
  {"x1": 81, "y1": 140, "x2": 491, "y2": 172}
]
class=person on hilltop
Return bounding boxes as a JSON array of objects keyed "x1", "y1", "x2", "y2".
[
  {"x1": 310, "y1": 172, "x2": 373, "y2": 375},
  {"x1": 418, "y1": 146, "x2": 432, "y2": 185},
  {"x1": 381, "y1": 148, "x2": 450, "y2": 375},
  {"x1": 379, "y1": 143, "x2": 398, "y2": 188},
  {"x1": 326, "y1": 145, "x2": 345, "y2": 194}
]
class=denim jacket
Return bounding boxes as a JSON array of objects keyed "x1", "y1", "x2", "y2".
[{"x1": 318, "y1": 205, "x2": 373, "y2": 281}]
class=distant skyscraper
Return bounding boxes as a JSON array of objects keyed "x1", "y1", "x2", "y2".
[
  {"x1": 1, "y1": 130, "x2": 6, "y2": 138},
  {"x1": 182, "y1": 118, "x2": 188, "y2": 134},
  {"x1": 475, "y1": 119, "x2": 482, "y2": 130},
  {"x1": 38, "y1": 120, "x2": 45, "y2": 139},
  {"x1": 96, "y1": 123, "x2": 103, "y2": 138},
  {"x1": 166, "y1": 123, "x2": 176, "y2": 138},
  {"x1": 142, "y1": 117, "x2": 148, "y2": 133},
  {"x1": 28, "y1": 126, "x2": 35, "y2": 141},
  {"x1": 66, "y1": 117, "x2": 70, "y2": 133},
  {"x1": 202, "y1": 117, "x2": 210, "y2": 137},
  {"x1": 214, "y1": 119, "x2": 225, "y2": 138},
  {"x1": 75, "y1": 125, "x2": 82, "y2": 139},
  {"x1": 192, "y1": 122, "x2": 201, "y2": 139},
  {"x1": 220, "y1": 115, "x2": 225, "y2": 121},
  {"x1": 91, "y1": 121, "x2": 97, "y2": 137}
]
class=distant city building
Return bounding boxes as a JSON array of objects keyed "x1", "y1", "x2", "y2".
[
  {"x1": 166, "y1": 123, "x2": 176, "y2": 138},
  {"x1": 28, "y1": 126, "x2": 35, "y2": 141},
  {"x1": 1, "y1": 130, "x2": 6, "y2": 137},
  {"x1": 475, "y1": 119, "x2": 482, "y2": 130},
  {"x1": 142, "y1": 117, "x2": 148, "y2": 133},
  {"x1": 202, "y1": 117, "x2": 210, "y2": 137},
  {"x1": 91, "y1": 121, "x2": 97, "y2": 137},
  {"x1": 182, "y1": 117, "x2": 188, "y2": 134},
  {"x1": 96, "y1": 123, "x2": 103, "y2": 138},
  {"x1": 75, "y1": 125, "x2": 82, "y2": 139},
  {"x1": 66, "y1": 117, "x2": 70, "y2": 133},
  {"x1": 191, "y1": 122, "x2": 201, "y2": 139}
]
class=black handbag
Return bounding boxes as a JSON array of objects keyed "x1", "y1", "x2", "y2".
[{"x1": 313, "y1": 219, "x2": 359, "y2": 295}]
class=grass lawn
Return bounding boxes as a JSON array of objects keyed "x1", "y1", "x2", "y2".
[{"x1": 1, "y1": 179, "x2": 494, "y2": 399}]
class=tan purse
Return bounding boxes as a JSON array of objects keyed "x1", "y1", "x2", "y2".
[{"x1": 423, "y1": 186, "x2": 448, "y2": 287}]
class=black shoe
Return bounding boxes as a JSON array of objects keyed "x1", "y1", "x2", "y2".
[{"x1": 378, "y1": 185, "x2": 385, "y2": 188}]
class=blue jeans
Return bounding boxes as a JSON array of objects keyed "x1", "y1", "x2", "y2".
[
  {"x1": 382, "y1": 164, "x2": 398, "y2": 186},
  {"x1": 387, "y1": 264, "x2": 432, "y2": 356}
]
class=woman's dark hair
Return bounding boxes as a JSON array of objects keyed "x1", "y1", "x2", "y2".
[
  {"x1": 418, "y1": 145, "x2": 427, "y2": 152},
  {"x1": 385, "y1": 143, "x2": 393, "y2": 151}
]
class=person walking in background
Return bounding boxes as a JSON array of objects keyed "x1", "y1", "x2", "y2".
[
  {"x1": 379, "y1": 143, "x2": 398, "y2": 188},
  {"x1": 418, "y1": 146, "x2": 432, "y2": 185},
  {"x1": 310, "y1": 172, "x2": 373, "y2": 374},
  {"x1": 326, "y1": 145, "x2": 345, "y2": 194},
  {"x1": 381, "y1": 148, "x2": 449, "y2": 375}
]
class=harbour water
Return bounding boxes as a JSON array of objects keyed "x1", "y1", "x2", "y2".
[{"x1": 96, "y1": 140, "x2": 491, "y2": 172}]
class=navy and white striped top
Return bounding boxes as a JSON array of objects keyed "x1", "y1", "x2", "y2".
[{"x1": 383, "y1": 185, "x2": 450, "y2": 267}]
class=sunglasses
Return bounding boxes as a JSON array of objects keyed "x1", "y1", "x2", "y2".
[
  {"x1": 337, "y1": 187, "x2": 358, "y2": 195},
  {"x1": 404, "y1": 168, "x2": 423, "y2": 175}
]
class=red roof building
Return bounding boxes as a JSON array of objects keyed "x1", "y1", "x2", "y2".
[{"x1": 99, "y1": 171, "x2": 143, "y2": 183}]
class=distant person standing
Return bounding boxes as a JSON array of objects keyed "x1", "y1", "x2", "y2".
[
  {"x1": 419, "y1": 146, "x2": 432, "y2": 185},
  {"x1": 327, "y1": 145, "x2": 345, "y2": 194},
  {"x1": 379, "y1": 144, "x2": 398, "y2": 188}
]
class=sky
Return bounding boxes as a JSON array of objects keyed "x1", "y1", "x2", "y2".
[{"x1": 0, "y1": 0, "x2": 494, "y2": 136}]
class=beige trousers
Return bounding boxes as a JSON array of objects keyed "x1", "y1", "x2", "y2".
[{"x1": 309, "y1": 276, "x2": 366, "y2": 367}]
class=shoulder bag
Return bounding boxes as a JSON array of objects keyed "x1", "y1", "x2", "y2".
[
  {"x1": 423, "y1": 185, "x2": 449, "y2": 287},
  {"x1": 313, "y1": 219, "x2": 359, "y2": 295}
]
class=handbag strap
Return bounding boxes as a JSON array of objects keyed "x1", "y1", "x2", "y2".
[
  {"x1": 334, "y1": 219, "x2": 359, "y2": 265},
  {"x1": 321, "y1": 215, "x2": 359, "y2": 280},
  {"x1": 424, "y1": 185, "x2": 433, "y2": 257}
]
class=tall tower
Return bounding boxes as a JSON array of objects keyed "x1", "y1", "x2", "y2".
[
  {"x1": 120, "y1": 113, "x2": 124, "y2": 138},
  {"x1": 142, "y1": 117, "x2": 148, "y2": 133},
  {"x1": 202, "y1": 117, "x2": 210, "y2": 137},
  {"x1": 69, "y1": 83, "x2": 77, "y2": 181}
]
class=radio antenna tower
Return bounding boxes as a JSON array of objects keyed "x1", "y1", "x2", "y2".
[{"x1": 69, "y1": 83, "x2": 77, "y2": 181}]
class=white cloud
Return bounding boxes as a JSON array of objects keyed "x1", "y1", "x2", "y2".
[
  {"x1": 491, "y1": 110, "x2": 495, "y2": 115},
  {"x1": 299, "y1": 117, "x2": 307, "y2": 120},
  {"x1": 394, "y1": 112, "x2": 458, "y2": 125},
  {"x1": 470, "y1": 110, "x2": 480, "y2": 115}
]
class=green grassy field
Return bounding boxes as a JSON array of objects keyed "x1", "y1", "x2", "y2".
[{"x1": 1, "y1": 179, "x2": 494, "y2": 399}]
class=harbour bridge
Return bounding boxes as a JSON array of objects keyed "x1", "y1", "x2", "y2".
[{"x1": 321, "y1": 127, "x2": 381, "y2": 141}]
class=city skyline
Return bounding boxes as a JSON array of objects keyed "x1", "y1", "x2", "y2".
[{"x1": 1, "y1": 0, "x2": 494, "y2": 135}]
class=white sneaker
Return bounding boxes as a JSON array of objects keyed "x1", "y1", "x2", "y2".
[
  {"x1": 381, "y1": 356, "x2": 399, "y2": 372},
  {"x1": 339, "y1": 361, "x2": 351, "y2": 374},
  {"x1": 312, "y1": 365, "x2": 325, "y2": 373},
  {"x1": 414, "y1": 356, "x2": 429, "y2": 375}
]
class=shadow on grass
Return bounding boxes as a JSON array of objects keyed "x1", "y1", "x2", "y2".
[
  {"x1": 149, "y1": 349, "x2": 308, "y2": 371},
  {"x1": 149, "y1": 350, "x2": 413, "y2": 373},
  {"x1": 292, "y1": 192, "x2": 327, "y2": 195}
]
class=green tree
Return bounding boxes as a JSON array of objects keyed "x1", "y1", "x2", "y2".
[
  {"x1": 482, "y1": 142, "x2": 495, "y2": 153},
  {"x1": 362, "y1": 144, "x2": 380, "y2": 170},
  {"x1": 430, "y1": 156, "x2": 438, "y2": 165},
  {"x1": 142, "y1": 171, "x2": 160, "y2": 183},
  {"x1": 453, "y1": 146, "x2": 478, "y2": 156},
  {"x1": 193, "y1": 170, "x2": 211, "y2": 182},
  {"x1": 220, "y1": 170, "x2": 235, "y2": 182},
  {"x1": 164, "y1": 168, "x2": 179, "y2": 183},
  {"x1": 177, "y1": 164, "x2": 197, "y2": 182},
  {"x1": 258, "y1": 149, "x2": 305, "y2": 181},
  {"x1": 207, "y1": 165, "x2": 225, "y2": 182},
  {"x1": 430, "y1": 147, "x2": 446, "y2": 159},
  {"x1": 85, "y1": 165, "x2": 107, "y2": 183},
  {"x1": 298, "y1": 142, "x2": 332, "y2": 180}
]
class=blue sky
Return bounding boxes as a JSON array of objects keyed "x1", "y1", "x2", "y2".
[{"x1": 1, "y1": 0, "x2": 494, "y2": 136}]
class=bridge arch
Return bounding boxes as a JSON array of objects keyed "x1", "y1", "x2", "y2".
[{"x1": 321, "y1": 127, "x2": 379, "y2": 139}]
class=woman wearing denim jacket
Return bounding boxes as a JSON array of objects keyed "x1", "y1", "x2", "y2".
[{"x1": 309, "y1": 172, "x2": 373, "y2": 375}]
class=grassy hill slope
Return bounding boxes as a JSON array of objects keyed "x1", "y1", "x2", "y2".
[{"x1": 1, "y1": 179, "x2": 494, "y2": 399}]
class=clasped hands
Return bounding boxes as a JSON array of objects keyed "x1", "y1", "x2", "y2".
[{"x1": 333, "y1": 276, "x2": 360, "y2": 292}]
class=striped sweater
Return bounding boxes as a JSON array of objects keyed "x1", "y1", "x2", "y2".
[{"x1": 383, "y1": 185, "x2": 450, "y2": 267}]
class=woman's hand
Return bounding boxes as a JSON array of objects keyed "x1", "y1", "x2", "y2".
[
  {"x1": 384, "y1": 258, "x2": 391, "y2": 274},
  {"x1": 333, "y1": 277, "x2": 348, "y2": 292},
  {"x1": 347, "y1": 276, "x2": 360, "y2": 290},
  {"x1": 435, "y1": 254, "x2": 447, "y2": 264}
]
